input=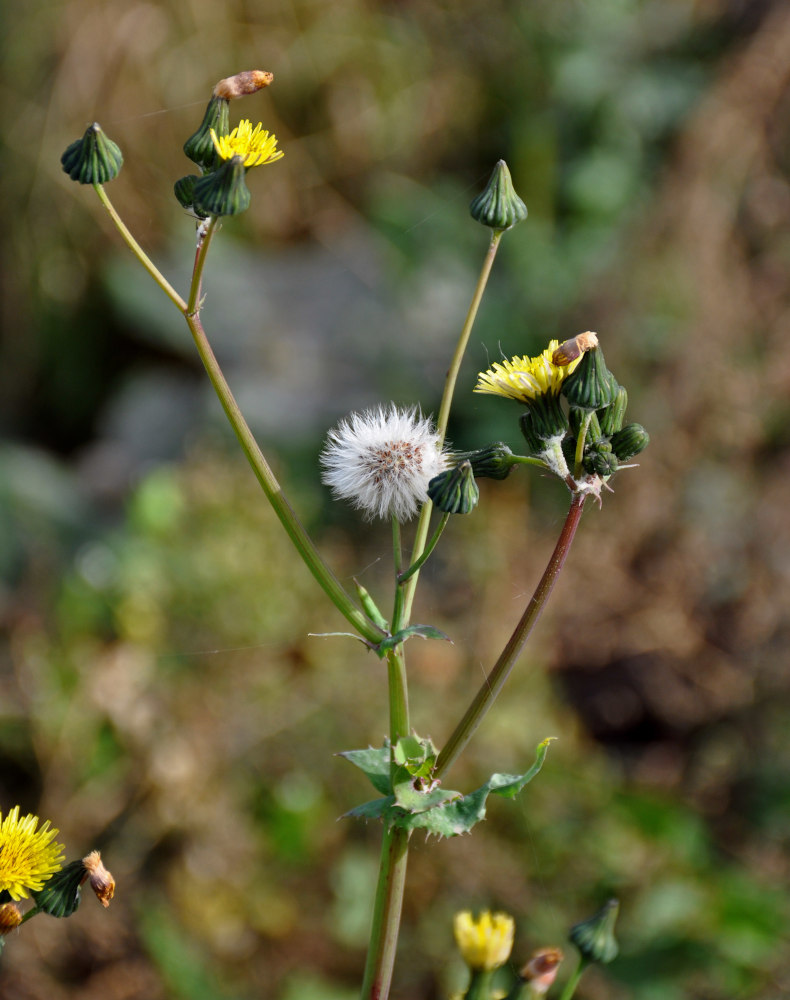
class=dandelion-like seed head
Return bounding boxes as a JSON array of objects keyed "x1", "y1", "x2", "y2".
[
  {"x1": 474, "y1": 339, "x2": 581, "y2": 404},
  {"x1": 0, "y1": 806, "x2": 64, "y2": 900},
  {"x1": 210, "y1": 119, "x2": 283, "y2": 167},
  {"x1": 320, "y1": 406, "x2": 448, "y2": 522},
  {"x1": 453, "y1": 910, "x2": 515, "y2": 971}
]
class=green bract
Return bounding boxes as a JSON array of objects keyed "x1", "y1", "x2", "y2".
[
  {"x1": 30, "y1": 859, "x2": 86, "y2": 918},
  {"x1": 183, "y1": 95, "x2": 230, "y2": 172},
  {"x1": 61, "y1": 123, "x2": 123, "y2": 185},
  {"x1": 192, "y1": 156, "x2": 251, "y2": 216}
]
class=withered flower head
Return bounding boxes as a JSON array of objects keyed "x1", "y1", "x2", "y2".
[{"x1": 82, "y1": 850, "x2": 115, "y2": 908}]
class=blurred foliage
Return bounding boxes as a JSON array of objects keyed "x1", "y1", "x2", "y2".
[{"x1": 2, "y1": 0, "x2": 790, "y2": 997}]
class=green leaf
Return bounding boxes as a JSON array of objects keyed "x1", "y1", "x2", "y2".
[
  {"x1": 393, "y1": 781, "x2": 461, "y2": 814},
  {"x1": 394, "y1": 738, "x2": 554, "y2": 837},
  {"x1": 338, "y1": 745, "x2": 392, "y2": 795},
  {"x1": 342, "y1": 739, "x2": 554, "y2": 837},
  {"x1": 392, "y1": 734, "x2": 437, "y2": 779},
  {"x1": 376, "y1": 624, "x2": 451, "y2": 656},
  {"x1": 344, "y1": 796, "x2": 394, "y2": 821}
]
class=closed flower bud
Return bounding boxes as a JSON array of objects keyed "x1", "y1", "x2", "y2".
[
  {"x1": 61, "y1": 123, "x2": 123, "y2": 184},
  {"x1": 598, "y1": 385, "x2": 628, "y2": 437},
  {"x1": 583, "y1": 441, "x2": 618, "y2": 477},
  {"x1": 561, "y1": 346, "x2": 619, "y2": 412},
  {"x1": 470, "y1": 160, "x2": 528, "y2": 232},
  {"x1": 173, "y1": 174, "x2": 209, "y2": 216},
  {"x1": 454, "y1": 442, "x2": 517, "y2": 480},
  {"x1": 183, "y1": 95, "x2": 230, "y2": 172},
  {"x1": 569, "y1": 899, "x2": 619, "y2": 965},
  {"x1": 0, "y1": 903, "x2": 23, "y2": 935},
  {"x1": 518, "y1": 948, "x2": 564, "y2": 996},
  {"x1": 192, "y1": 156, "x2": 251, "y2": 216},
  {"x1": 610, "y1": 423, "x2": 649, "y2": 461},
  {"x1": 428, "y1": 461, "x2": 479, "y2": 514}
]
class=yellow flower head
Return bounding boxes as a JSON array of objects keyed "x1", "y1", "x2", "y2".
[
  {"x1": 453, "y1": 910, "x2": 515, "y2": 971},
  {"x1": 474, "y1": 340, "x2": 581, "y2": 404},
  {"x1": 210, "y1": 119, "x2": 284, "y2": 168},
  {"x1": 0, "y1": 806, "x2": 65, "y2": 900}
]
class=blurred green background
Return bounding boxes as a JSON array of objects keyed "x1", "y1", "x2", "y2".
[{"x1": 2, "y1": 0, "x2": 790, "y2": 997}]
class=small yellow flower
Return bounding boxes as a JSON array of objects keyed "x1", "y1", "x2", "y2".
[
  {"x1": 453, "y1": 910, "x2": 515, "y2": 971},
  {"x1": 474, "y1": 340, "x2": 580, "y2": 404},
  {"x1": 0, "y1": 806, "x2": 65, "y2": 900},
  {"x1": 210, "y1": 119, "x2": 283, "y2": 167}
]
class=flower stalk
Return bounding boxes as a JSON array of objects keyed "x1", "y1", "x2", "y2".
[{"x1": 435, "y1": 490, "x2": 587, "y2": 779}]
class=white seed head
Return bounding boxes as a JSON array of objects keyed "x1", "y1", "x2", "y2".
[{"x1": 320, "y1": 405, "x2": 448, "y2": 522}]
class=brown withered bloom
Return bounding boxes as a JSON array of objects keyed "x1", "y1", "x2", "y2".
[
  {"x1": 0, "y1": 902, "x2": 23, "y2": 935},
  {"x1": 552, "y1": 331, "x2": 598, "y2": 366},
  {"x1": 519, "y1": 947, "x2": 564, "y2": 995},
  {"x1": 81, "y1": 851, "x2": 115, "y2": 908},
  {"x1": 213, "y1": 70, "x2": 274, "y2": 100}
]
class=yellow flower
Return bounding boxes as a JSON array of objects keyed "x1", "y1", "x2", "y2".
[
  {"x1": 474, "y1": 340, "x2": 580, "y2": 404},
  {"x1": 453, "y1": 910, "x2": 515, "y2": 971},
  {"x1": 210, "y1": 119, "x2": 284, "y2": 167},
  {"x1": 0, "y1": 806, "x2": 65, "y2": 900}
]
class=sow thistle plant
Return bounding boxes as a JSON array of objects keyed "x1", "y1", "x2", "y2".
[
  {"x1": 59, "y1": 69, "x2": 648, "y2": 999},
  {"x1": 0, "y1": 806, "x2": 114, "y2": 954}
]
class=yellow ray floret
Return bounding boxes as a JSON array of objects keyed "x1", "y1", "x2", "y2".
[
  {"x1": 453, "y1": 910, "x2": 515, "y2": 971},
  {"x1": 0, "y1": 806, "x2": 64, "y2": 900},
  {"x1": 474, "y1": 339, "x2": 580, "y2": 403},
  {"x1": 210, "y1": 119, "x2": 284, "y2": 167}
]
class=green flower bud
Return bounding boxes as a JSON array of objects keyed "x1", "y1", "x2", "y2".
[
  {"x1": 569, "y1": 899, "x2": 619, "y2": 965},
  {"x1": 570, "y1": 408, "x2": 602, "y2": 444},
  {"x1": 192, "y1": 156, "x2": 251, "y2": 217},
  {"x1": 583, "y1": 441, "x2": 619, "y2": 477},
  {"x1": 183, "y1": 95, "x2": 230, "y2": 172},
  {"x1": 30, "y1": 859, "x2": 86, "y2": 918},
  {"x1": 173, "y1": 174, "x2": 210, "y2": 217},
  {"x1": 610, "y1": 423, "x2": 649, "y2": 461},
  {"x1": 61, "y1": 123, "x2": 123, "y2": 184},
  {"x1": 454, "y1": 442, "x2": 516, "y2": 480},
  {"x1": 469, "y1": 160, "x2": 528, "y2": 232},
  {"x1": 561, "y1": 346, "x2": 619, "y2": 412},
  {"x1": 428, "y1": 461, "x2": 479, "y2": 514},
  {"x1": 598, "y1": 385, "x2": 628, "y2": 437}
]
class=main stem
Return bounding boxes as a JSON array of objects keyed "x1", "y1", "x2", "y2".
[
  {"x1": 435, "y1": 491, "x2": 587, "y2": 780},
  {"x1": 361, "y1": 232, "x2": 505, "y2": 1000}
]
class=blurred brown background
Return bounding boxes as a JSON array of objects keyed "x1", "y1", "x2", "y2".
[{"x1": 1, "y1": 0, "x2": 789, "y2": 997}]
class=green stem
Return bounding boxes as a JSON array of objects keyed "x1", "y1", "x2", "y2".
[
  {"x1": 398, "y1": 513, "x2": 449, "y2": 584},
  {"x1": 184, "y1": 310, "x2": 383, "y2": 644},
  {"x1": 435, "y1": 491, "x2": 587, "y2": 780},
  {"x1": 188, "y1": 216, "x2": 220, "y2": 314},
  {"x1": 93, "y1": 184, "x2": 186, "y2": 312},
  {"x1": 557, "y1": 957, "x2": 588, "y2": 1000},
  {"x1": 463, "y1": 969, "x2": 495, "y2": 1000},
  {"x1": 573, "y1": 412, "x2": 593, "y2": 479},
  {"x1": 401, "y1": 230, "x2": 503, "y2": 623},
  {"x1": 360, "y1": 825, "x2": 410, "y2": 1000},
  {"x1": 386, "y1": 646, "x2": 410, "y2": 742}
]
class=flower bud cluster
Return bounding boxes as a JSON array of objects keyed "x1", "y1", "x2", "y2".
[
  {"x1": 175, "y1": 73, "x2": 283, "y2": 218},
  {"x1": 474, "y1": 333, "x2": 648, "y2": 494}
]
